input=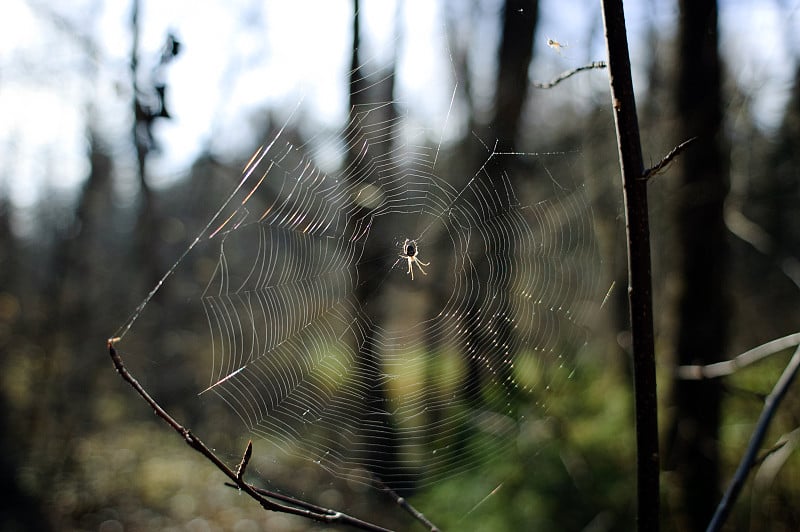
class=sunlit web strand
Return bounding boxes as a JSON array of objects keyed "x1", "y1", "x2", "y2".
[{"x1": 117, "y1": 94, "x2": 599, "y2": 493}]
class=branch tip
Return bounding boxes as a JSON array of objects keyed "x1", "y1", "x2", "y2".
[
  {"x1": 237, "y1": 440, "x2": 253, "y2": 480},
  {"x1": 641, "y1": 136, "x2": 697, "y2": 181},
  {"x1": 531, "y1": 61, "x2": 607, "y2": 89},
  {"x1": 107, "y1": 343, "x2": 393, "y2": 530}
]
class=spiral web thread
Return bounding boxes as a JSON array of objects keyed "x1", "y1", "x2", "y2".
[{"x1": 117, "y1": 97, "x2": 600, "y2": 492}]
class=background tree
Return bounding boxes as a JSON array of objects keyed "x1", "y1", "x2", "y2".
[
  {"x1": 493, "y1": 0, "x2": 538, "y2": 154},
  {"x1": 666, "y1": 0, "x2": 728, "y2": 529},
  {"x1": 463, "y1": 0, "x2": 539, "y2": 407},
  {"x1": 347, "y1": 0, "x2": 413, "y2": 494}
]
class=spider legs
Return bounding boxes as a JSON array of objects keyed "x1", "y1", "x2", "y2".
[{"x1": 402, "y1": 255, "x2": 429, "y2": 280}]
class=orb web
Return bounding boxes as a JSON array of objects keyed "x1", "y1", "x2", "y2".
[{"x1": 114, "y1": 96, "x2": 600, "y2": 493}]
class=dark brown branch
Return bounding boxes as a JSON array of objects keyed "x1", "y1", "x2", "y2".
[
  {"x1": 107, "y1": 340, "x2": 393, "y2": 532},
  {"x1": 707, "y1": 345, "x2": 800, "y2": 531},
  {"x1": 601, "y1": 1, "x2": 660, "y2": 530},
  {"x1": 531, "y1": 61, "x2": 608, "y2": 89},
  {"x1": 641, "y1": 137, "x2": 697, "y2": 180},
  {"x1": 226, "y1": 483, "x2": 393, "y2": 532},
  {"x1": 227, "y1": 474, "x2": 440, "y2": 531}
]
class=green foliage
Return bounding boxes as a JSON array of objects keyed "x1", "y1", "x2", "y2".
[{"x1": 416, "y1": 348, "x2": 636, "y2": 531}]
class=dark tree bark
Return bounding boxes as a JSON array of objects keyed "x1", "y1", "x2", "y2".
[
  {"x1": 494, "y1": 0, "x2": 538, "y2": 152},
  {"x1": 0, "y1": 393, "x2": 53, "y2": 532},
  {"x1": 601, "y1": 1, "x2": 659, "y2": 528},
  {"x1": 346, "y1": 0, "x2": 414, "y2": 494},
  {"x1": 21, "y1": 130, "x2": 116, "y2": 531},
  {"x1": 463, "y1": 0, "x2": 539, "y2": 407},
  {"x1": 130, "y1": 1, "x2": 179, "y2": 293},
  {"x1": 0, "y1": 180, "x2": 52, "y2": 532},
  {"x1": 130, "y1": 0, "x2": 158, "y2": 289},
  {"x1": 667, "y1": 1, "x2": 728, "y2": 529}
]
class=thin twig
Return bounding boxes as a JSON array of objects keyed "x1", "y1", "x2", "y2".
[
  {"x1": 601, "y1": 1, "x2": 660, "y2": 530},
  {"x1": 641, "y1": 137, "x2": 697, "y2": 180},
  {"x1": 236, "y1": 440, "x2": 253, "y2": 481},
  {"x1": 531, "y1": 61, "x2": 607, "y2": 89},
  {"x1": 707, "y1": 345, "x2": 800, "y2": 531},
  {"x1": 107, "y1": 340, "x2": 393, "y2": 532},
  {"x1": 724, "y1": 205, "x2": 800, "y2": 291},
  {"x1": 677, "y1": 332, "x2": 800, "y2": 380},
  {"x1": 753, "y1": 439, "x2": 788, "y2": 468},
  {"x1": 227, "y1": 483, "x2": 394, "y2": 532},
  {"x1": 753, "y1": 428, "x2": 800, "y2": 488},
  {"x1": 376, "y1": 480, "x2": 440, "y2": 532}
]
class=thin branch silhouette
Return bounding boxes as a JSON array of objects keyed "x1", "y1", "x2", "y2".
[
  {"x1": 752, "y1": 427, "x2": 800, "y2": 488},
  {"x1": 531, "y1": 61, "x2": 607, "y2": 89},
  {"x1": 107, "y1": 339, "x2": 403, "y2": 532},
  {"x1": 601, "y1": 1, "x2": 660, "y2": 529},
  {"x1": 678, "y1": 332, "x2": 800, "y2": 380},
  {"x1": 707, "y1": 345, "x2": 800, "y2": 531},
  {"x1": 641, "y1": 137, "x2": 697, "y2": 180},
  {"x1": 376, "y1": 480, "x2": 440, "y2": 532}
]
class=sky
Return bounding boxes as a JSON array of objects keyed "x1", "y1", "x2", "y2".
[{"x1": 0, "y1": 0, "x2": 798, "y2": 224}]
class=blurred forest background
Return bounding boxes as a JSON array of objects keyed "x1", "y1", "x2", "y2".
[{"x1": 2, "y1": 0, "x2": 800, "y2": 530}]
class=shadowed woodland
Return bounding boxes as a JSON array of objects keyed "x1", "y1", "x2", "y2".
[{"x1": 2, "y1": 0, "x2": 800, "y2": 530}]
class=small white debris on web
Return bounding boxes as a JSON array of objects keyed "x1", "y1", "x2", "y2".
[{"x1": 547, "y1": 38, "x2": 567, "y2": 54}]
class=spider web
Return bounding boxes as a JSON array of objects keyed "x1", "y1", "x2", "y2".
[{"x1": 113, "y1": 89, "x2": 600, "y2": 494}]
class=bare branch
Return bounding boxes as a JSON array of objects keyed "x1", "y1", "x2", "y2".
[
  {"x1": 226, "y1": 476, "x2": 440, "y2": 531},
  {"x1": 724, "y1": 206, "x2": 800, "y2": 291},
  {"x1": 107, "y1": 340, "x2": 395, "y2": 532},
  {"x1": 641, "y1": 137, "x2": 697, "y2": 181},
  {"x1": 377, "y1": 480, "x2": 440, "y2": 532},
  {"x1": 228, "y1": 483, "x2": 394, "y2": 532},
  {"x1": 724, "y1": 206, "x2": 773, "y2": 255},
  {"x1": 236, "y1": 440, "x2": 253, "y2": 482},
  {"x1": 531, "y1": 61, "x2": 607, "y2": 89},
  {"x1": 753, "y1": 428, "x2": 800, "y2": 489},
  {"x1": 707, "y1": 345, "x2": 800, "y2": 531},
  {"x1": 601, "y1": 1, "x2": 660, "y2": 529},
  {"x1": 677, "y1": 332, "x2": 800, "y2": 380},
  {"x1": 754, "y1": 439, "x2": 789, "y2": 468}
]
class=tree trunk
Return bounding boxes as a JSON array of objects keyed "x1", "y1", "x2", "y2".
[
  {"x1": 346, "y1": 0, "x2": 413, "y2": 494},
  {"x1": 494, "y1": 0, "x2": 538, "y2": 153},
  {"x1": 464, "y1": 0, "x2": 538, "y2": 406},
  {"x1": 668, "y1": 1, "x2": 728, "y2": 529}
]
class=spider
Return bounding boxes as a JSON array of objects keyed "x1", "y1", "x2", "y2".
[{"x1": 399, "y1": 238, "x2": 429, "y2": 280}]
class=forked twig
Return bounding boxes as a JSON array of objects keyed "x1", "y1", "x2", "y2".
[
  {"x1": 641, "y1": 137, "x2": 697, "y2": 181},
  {"x1": 707, "y1": 345, "x2": 800, "y2": 531},
  {"x1": 107, "y1": 340, "x2": 396, "y2": 532},
  {"x1": 225, "y1": 477, "x2": 441, "y2": 531},
  {"x1": 753, "y1": 439, "x2": 789, "y2": 468},
  {"x1": 753, "y1": 428, "x2": 800, "y2": 486},
  {"x1": 531, "y1": 61, "x2": 607, "y2": 89}
]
